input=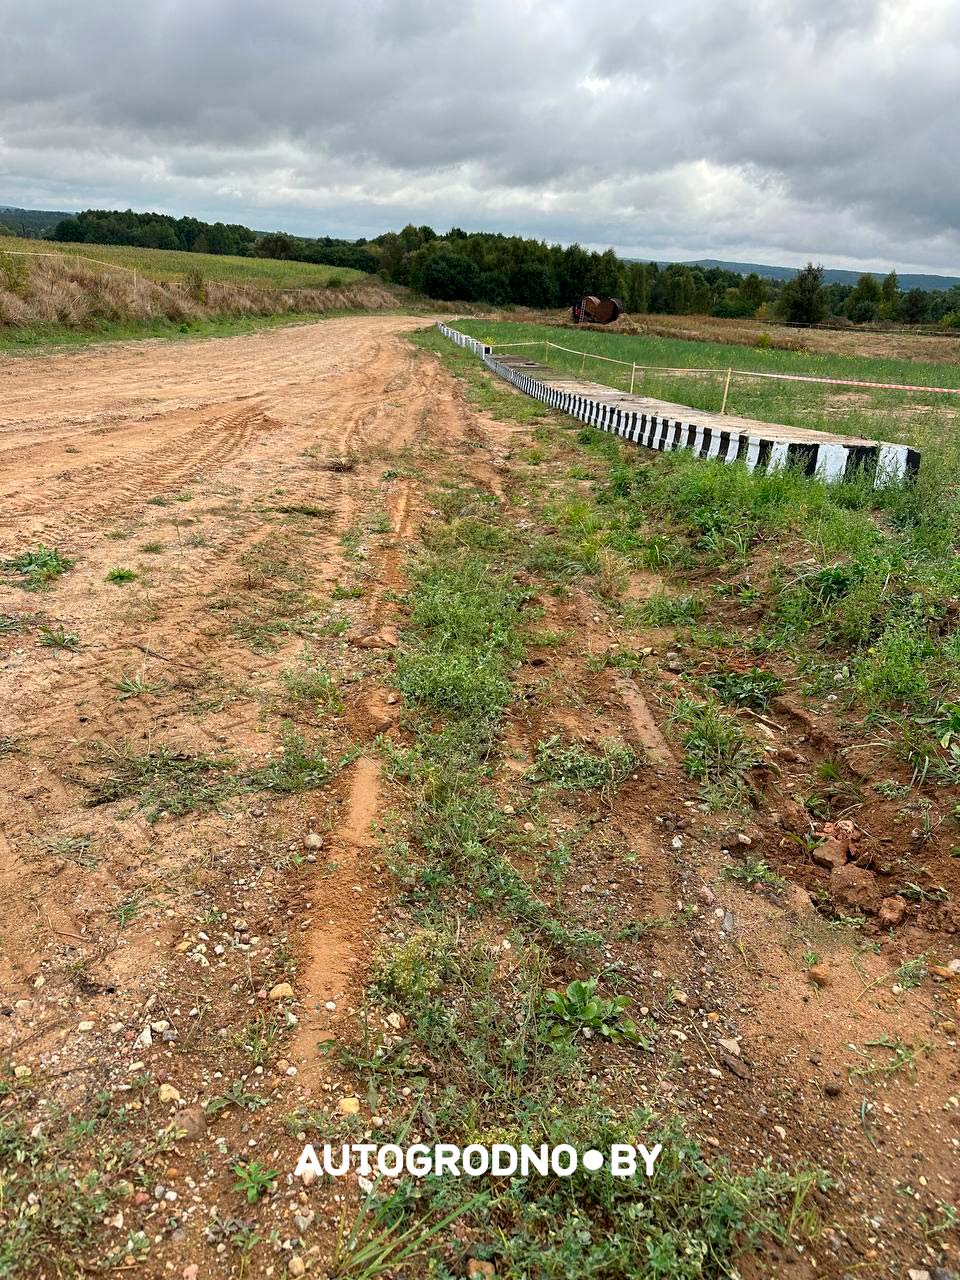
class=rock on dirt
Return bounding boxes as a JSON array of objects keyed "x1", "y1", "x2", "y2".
[
  {"x1": 877, "y1": 895, "x2": 908, "y2": 928},
  {"x1": 782, "y1": 884, "x2": 815, "y2": 917},
  {"x1": 172, "y1": 1106, "x2": 207, "y2": 1141},
  {"x1": 812, "y1": 837, "x2": 849, "y2": 871},
  {"x1": 808, "y1": 964, "x2": 831, "y2": 989},
  {"x1": 829, "y1": 864, "x2": 880, "y2": 913}
]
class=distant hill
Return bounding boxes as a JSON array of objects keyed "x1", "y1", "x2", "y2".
[
  {"x1": 0, "y1": 205, "x2": 71, "y2": 238},
  {"x1": 680, "y1": 258, "x2": 960, "y2": 293}
]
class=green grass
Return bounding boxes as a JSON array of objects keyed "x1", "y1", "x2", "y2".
[
  {"x1": 0, "y1": 1100, "x2": 165, "y2": 1277},
  {"x1": 0, "y1": 233, "x2": 364, "y2": 288},
  {"x1": 4, "y1": 545, "x2": 74, "y2": 589},
  {"x1": 281, "y1": 650, "x2": 343, "y2": 712},
  {"x1": 639, "y1": 592, "x2": 704, "y2": 625},
  {"x1": 37, "y1": 624, "x2": 80, "y2": 651},
  {"x1": 527, "y1": 734, "x2": 637, "y2": 793},
  {"x1": 84, "y1": 742, "x2": 236, "y2": 821},
  {"x1": 669, "y1": 696, "x2": 761, "y2": 793},
  {"x1": 454, "y1": 318, "x2": 960, "y2": 448},
  {"x1": 345, "y1": 473, "x2": 825, "y2": 1276},
  {"x1": 251, "y1": 723, "x2": 337, "y2": 793},
  {"x1": 105, "y1": 566, "x2": 137, "y2": 584}
]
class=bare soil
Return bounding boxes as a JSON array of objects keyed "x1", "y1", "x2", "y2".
[{"x1": 1, "y1": 317, "x2": 958, "y2": 1279}]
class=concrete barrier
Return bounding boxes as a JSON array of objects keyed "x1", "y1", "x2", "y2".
[{"x1": 436, "y1": 323, "x2": 919, "y2": 486}]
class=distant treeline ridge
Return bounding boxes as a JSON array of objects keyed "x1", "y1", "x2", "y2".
[{"x1": 12, "y1": 208, "x2": 960, "y2": 326}]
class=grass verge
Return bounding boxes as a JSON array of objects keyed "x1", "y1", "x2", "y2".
[{"x1": 327, "y1": 468, "x2": 826, "y2": 1276}]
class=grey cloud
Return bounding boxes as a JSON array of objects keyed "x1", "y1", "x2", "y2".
[{"x1": 0, "y1": 0, "x2": 957, "y2": 272}]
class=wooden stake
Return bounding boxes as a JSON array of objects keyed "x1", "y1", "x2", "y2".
[{"x1": 720, "y1": 367, "x2": 733, "y2": 415}]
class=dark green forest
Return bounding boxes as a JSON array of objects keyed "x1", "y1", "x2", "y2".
[{"x1": 37, "y1": 209, "x2": 960, "y2": 326}]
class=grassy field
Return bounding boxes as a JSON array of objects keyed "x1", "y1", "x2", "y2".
[
  {"x1": 456, "y1": 318, "x2": 960, "y2": 449},
  {"x1": 0, "y1": 233, "x2": 364, "y2": 288}
]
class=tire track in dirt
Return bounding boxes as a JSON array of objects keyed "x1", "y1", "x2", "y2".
[{"x1": 0, "y1": 318, "x2": 434, "y2": 997}]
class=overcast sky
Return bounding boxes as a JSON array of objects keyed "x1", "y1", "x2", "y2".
[{"x1": 1, "y1": 0, "x2": 958, "y2": 273}]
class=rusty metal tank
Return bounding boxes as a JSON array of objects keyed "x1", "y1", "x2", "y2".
[{"x1": 573, "y1": 296, "x2": 623, "y2": 325}]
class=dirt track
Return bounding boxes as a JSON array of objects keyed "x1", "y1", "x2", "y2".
[{"x1": 2, "y1": 318, "x2": 959, "y2": 1278}]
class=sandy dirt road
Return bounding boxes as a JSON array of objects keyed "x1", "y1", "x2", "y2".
[{"x1": 1, "y1": 318, "x2": 958, "y2": 1279}]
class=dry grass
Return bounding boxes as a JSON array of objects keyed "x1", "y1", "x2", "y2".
[{"x1": 0, "y1": 252, "x2": 401, "y2": 331}]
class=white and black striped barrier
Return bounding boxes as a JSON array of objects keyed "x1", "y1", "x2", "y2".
[{"x1": 436, "y1": 323, "x2": 919, "y2": 486}]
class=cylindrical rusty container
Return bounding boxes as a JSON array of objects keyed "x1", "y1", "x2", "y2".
[{"x1": 573, "y1": 296, "x2": 623, "y2": 324}]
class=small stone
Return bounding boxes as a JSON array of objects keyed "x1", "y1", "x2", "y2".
[
  {"x1": 339, "y1": 1096, "x2": 361, "y2": 1115},
  {"x1": 829, "y1": 864, "x2": 880, "y2": 913},
  {"x1": 78, "y1": 1020, "x2": 95, "y2": 1032},
  {"x1": 303, "y1": 833, "x2": 323, "y2": 851},
  {"x1": 807, "y1": 965, "x2": 831, "y2": 989},
  {"x1": 270, "y1": 982, "x2": 295, "y2": 1001},
  {"x1": 172, "y1": 1106, "x2": 207, "y2": 1141},
  {"x1": 183, "y1": 1267, "x2": 200, "y2": 1280},
  {"x1": 877, "y1": 895, "x2": 908, "y2": 929},
  {"x1": 133, "y1": 1026, "x2": 153, "y2": 1049},
  {"x1": 158, "y1": 1083, "x2": 181, "y2": 1104},
  {"x1": 300, "y1": 1166, "x2": 317, "y2": 1187},
  {"x1": 812, "y1": 837, "x2": 848, "y2": 871},
  {"x1": 324, "y1": 1000, "x2": 337, "y2": 1011},
  {"x1": 288, "y1": 1257, "x2": 306, "y2": 1277},
  {"x1": 698, "y1": 885, "x2": 715, "y2": 906},
  {"x1": 782, "y1": 884, "x2": 814, "y2": 917},
  {"x1": 735, "y1": 832, "x2": 752, "y2": 847},
  {"x1": 940, "y1": 1020, "x2": 956, "y2": 1034},
  {"x1": 717, "y1": 1037, "x2": 740, "y2": 1056},
  {"x1": 672, "y1": 991, "x2": 688, "y2": 1006},
  {"x1": 664, "y1": 651, "x2": 682, "y2": 673},
  {"x1": 13, "y1": 1065, "x2": 32, "y2": 1079},
  {"x1": 467, "y1": 1263, "x2": 496, "y2": 1279}
]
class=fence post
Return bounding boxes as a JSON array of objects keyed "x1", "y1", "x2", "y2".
[
  {"x1": 720, "y1": 367, "x2": 732, "y2": 415},
  {"x1": 580, "y1": 351, "x2": 586, "y2": 376},
  {"x1": 629, "y1": 363, "x2": 636, "y2": 395}
]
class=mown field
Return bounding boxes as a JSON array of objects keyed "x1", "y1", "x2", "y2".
[
  {"x1": 456, "y1": 318, "x2": 960, "y2": 450},
  {"x1": 0, "y1": 233, "x2": 364, "y2": 288}
]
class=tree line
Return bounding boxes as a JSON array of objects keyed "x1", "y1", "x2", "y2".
[{"x1": 43, "y1": 210, "x2": 960, "y2": 326}]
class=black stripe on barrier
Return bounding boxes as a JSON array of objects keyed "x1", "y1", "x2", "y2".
[
  {"x1": 842, "y1": 444, "x2": 879, "y2": 483},
  {"x1": 788, "y1": 442, "x2": 819, "y2": 476}
]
